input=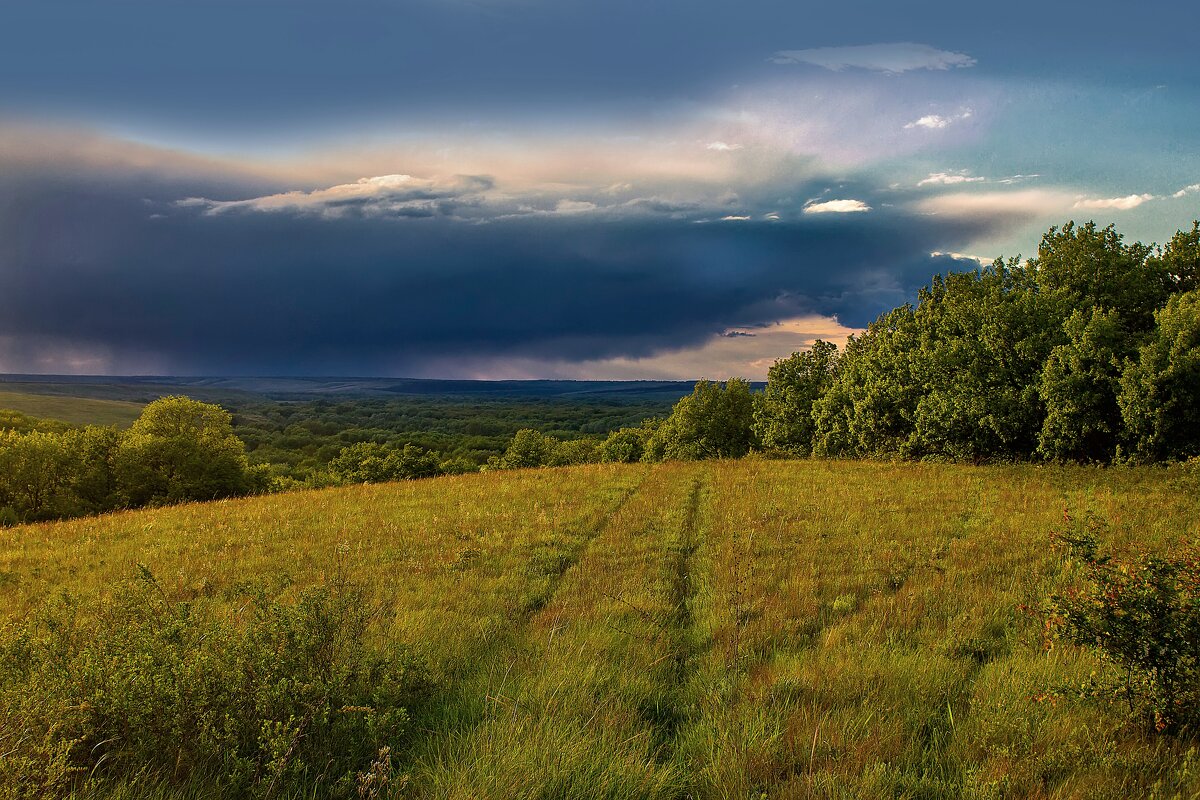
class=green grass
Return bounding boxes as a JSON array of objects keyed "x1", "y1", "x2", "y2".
[
  {"x1": 2, "y1": 459, "x2": 1199, "y2": 798},
  {"x1": 0, "y1": 390, "x2": 143, "y2": 428}
]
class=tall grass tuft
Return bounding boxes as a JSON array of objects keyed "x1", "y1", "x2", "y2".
[{"x1": 0, "y1": 566, "x2": 429, "y2": 799}]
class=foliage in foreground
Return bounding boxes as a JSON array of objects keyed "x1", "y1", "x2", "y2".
[
  {"x1": 1046, "y1": 513, "x2": 1200, "y2": 736},
  {"x1": 0, "y1": 569, "x2": 427, "y2": 799},
  {"x1": 3, "y1": 461, "x2": 1200, "y2": 797}
]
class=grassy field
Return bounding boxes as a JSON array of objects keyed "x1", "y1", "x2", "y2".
[
  {"x1": 2, "y1": 459, "x2": 1199, "y2": 798},
  {"x1": 0, "y1": 390, "x2": 143, "y2": 428}
]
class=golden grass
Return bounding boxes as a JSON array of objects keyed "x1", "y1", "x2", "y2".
[{"x1": 2, "y1": 458, "x2": 1198, "y2": 798}]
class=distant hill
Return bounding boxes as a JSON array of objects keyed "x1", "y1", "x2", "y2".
[
  {"x1": 0, "y1": 388, "x2": 143, "y2": 428},
  {"x1": 0, "y1": 374, "x2": 723, "y2": 404}
]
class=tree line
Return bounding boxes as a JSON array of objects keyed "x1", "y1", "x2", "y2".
[
  {"x1": 495, "y1": 219, "x2": 1200, "y2": 468},
  {"x1": 0, "y1": 397, "x2": 263, "y2": 525}
]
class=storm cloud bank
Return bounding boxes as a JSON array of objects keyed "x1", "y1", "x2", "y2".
[{"x1": 0, "y1": 132, "x2": 1008, "y2": 377}]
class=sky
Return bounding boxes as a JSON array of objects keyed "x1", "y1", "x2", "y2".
[{"x1": 1, "y1": 0, "x2": 1197, "y2": 379}]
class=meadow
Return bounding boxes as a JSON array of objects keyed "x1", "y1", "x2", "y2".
[
  {"x1": 0, "y1": 391, "x2": 143, "y2": 429},
  {"x1": 2, "y1": 459, "x2": 1199, "y2": 799}
]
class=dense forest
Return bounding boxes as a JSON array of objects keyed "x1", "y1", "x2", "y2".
[{"x1": 2, "y1": 218, "x2": 1198, "y2": 525}]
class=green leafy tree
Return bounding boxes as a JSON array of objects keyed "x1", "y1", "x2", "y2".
[
  {"x1": 0, "y1": 409, "x2": 70, "y2": 435},
  {"x1": 644, "y1": 379, "x2": 756, "y2": 461},
  {"x1": 547, "y1": 438, "x2": 599, "y2": 467},
  {"x1": 598, "y1": 424, "x2": 656, "y2": 463},
  {"x1": 812, "y1": 306, "x2": 922, "y2": 458},
  {"x1": 329, "y1": 442, "x2": 398, "y2": 484},
  {"x1": 329, "y1": 442, "x2": 443, "y2": 483},
  {"x1": 906, "y1": 265, "x2": 1058, "y2": 461},
  {"x1": 1153, "y1": 221, "x2": 1200, "y2": 295},
  {"x1": 115, "y1": 396, "x2": 250, "y2": 506},
  {"x1": 814, "y1": 263, "x2": 1058, "y2": 461},
  {"x1": 1119, "y1": 290, "x2": 1200, "y2": 461},
  {"x1": 0, "y1": 430, "x2": 76, "y2": 520},
  {"x1": 391, "y1": 443, "x2": 442, "y2": 479},
  {"x1": 438, "y1": 456, "x2": 479, "y2": 475},
  {"x1": 1037, "y1": 308, "x2": 1127, "y2": 462},
  {"x1": 499, "y1": 428, "x2": 558, "y2": 469},
  {"x1": 752, "y1": 340, "x2": 839, "y2": 456},
  {"x1": 1031, "y1": 221, "x2": 1165, "y2": 333},
  {"x1": 69, "y1": 426, "x2": 123, "y2": 513}
]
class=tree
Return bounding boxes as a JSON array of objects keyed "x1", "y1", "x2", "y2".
[
  {"x1": 598, "y1": 424, "x2": 656, "y2": 464},
  {"x1": 0, "y1": 430, "x2": 76, "y2": 520},
  {"x1": 813, "y1": 262, "x2": 1059, "y2": 461},
  {"x1": 115, "y1": 396, "x2": 250, "y2": 506},
  {"x1": 329, "y1": 442, "x2": 443, "y2": 483},
  {"x1": 499, "y1": 429, "x2": 557, "y2": 469},
  {"x1": 1037, "y1": 308, "x2": 1127, "y2": 462},
  {"x1": 1119, "y1": 290, "x2": 1200, "y2": 462},
  {"x1": 753, "y1": 340, "x2": 839, "y2": 456},
  {"x1": 812, "y1": 306, "x2": 922, "y2": 458},
  {"x1": 391, "y1": 443, "x2": 442, "y2": 479},
  {"x1": 1031, "y1": 221, "x2": 1165, "y2": 334},
  {"x1": 644, "y1": 379, "x2": 756, "y2": 461},
  {"x1": 1153, "y1": 221, "x2": 1200, "y2": 296},
  {"x1": 329, "y1": 442, "x2": 396, "y2": 484},
  {"x1": 906, "y1": 265, "x2": 1058, "y2": 461},
  {"x1": 547, "y1": 438, "x2": 599, "y2": 467}
]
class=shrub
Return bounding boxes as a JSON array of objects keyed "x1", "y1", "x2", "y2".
[
  {"x1": 0, "y1": 568, "x2": 429, "y2": 798},
  {"x1": 1045, "y1": 513, "x2": 1200, "y2": 735},
  {"x1": 498, "y1": 428, "x2": 557, "y2": 469},
  {"x1": 597, "y1": 426, "x2": 649, "y2": 463}
]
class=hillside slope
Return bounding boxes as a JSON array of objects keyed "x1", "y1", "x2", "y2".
[
  {"x1": 0, "y1": 389, "x2": 143, "y2": 428},
  {"x1": 2, "y1": 460, "x2": 1198, "y2": 798}
]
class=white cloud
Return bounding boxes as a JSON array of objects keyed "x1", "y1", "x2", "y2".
[
  {"x1": 918, "y1": 171, "x2": 986, "y2": 187},
  {"x1": 770, "y1": 42, "x2": 976, "y2": 74},
  {"x1": 720, "y1": 215, "x2": 752, "y2": 221},
  {"x1": 996, "y1": 174, "x2": 1041, "y2": 185},
  {"x1": 917, "y1": 189, "x2": 1077, "y2": 218},
  {"x1": 1073, "y1": 193, "x2": 1156, "y2": 211},
  {"x1": 904, "y1": 109, "x2": 973, "y2": 130},
  {"x1": 931, "y1": 250, "x2": 993, "y2": 267},
  {"x1": 1174, "y1": 183, "x2": 1200, "y2": 198},
  {"x1": 706, "y1": 141, "x2": 743, "y2": 151},
  {"x1": 906, "y1": 115, "x2": 950, "y2": 130},
  {"x1": 554, "y1": 199, "x2": 598, "y2": 214},
  {"x1": 179, "y1": 173, "x2": 495, "y2": 218},
  {"x1": 803, "y1": 199, "x2": 872, "y2": 214}
]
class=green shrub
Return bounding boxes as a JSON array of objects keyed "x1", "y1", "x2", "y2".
[
  {"x1": 0, "y1": 568, "x2": 430, "y2": 798},
  {"x1": 1045, "y1": 513, "x2": 1200, "y2": 735}
]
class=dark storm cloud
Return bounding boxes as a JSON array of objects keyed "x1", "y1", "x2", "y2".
[{"x1": 0, "y1": 156, "x2": 1002, "y2": 375}]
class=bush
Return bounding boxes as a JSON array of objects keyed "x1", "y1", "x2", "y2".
[
  {"x1": 0, "y1": 568, "x2": 429, "y2": 798},
  {"x1": 1045, "y1": 513, "x2": 1200, "y2": 735},
  {"x1": 598, "y1": 425, "x2": 654, "y2": 463}
]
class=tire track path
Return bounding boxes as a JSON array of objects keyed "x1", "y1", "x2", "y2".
[{"x1": 410, "y1": 463, "x2": 711, "y2": 800}]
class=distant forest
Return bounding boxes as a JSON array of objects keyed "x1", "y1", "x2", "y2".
[{"x1": 2, "y1": 218, "x2": 1198, "y2": 524}]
